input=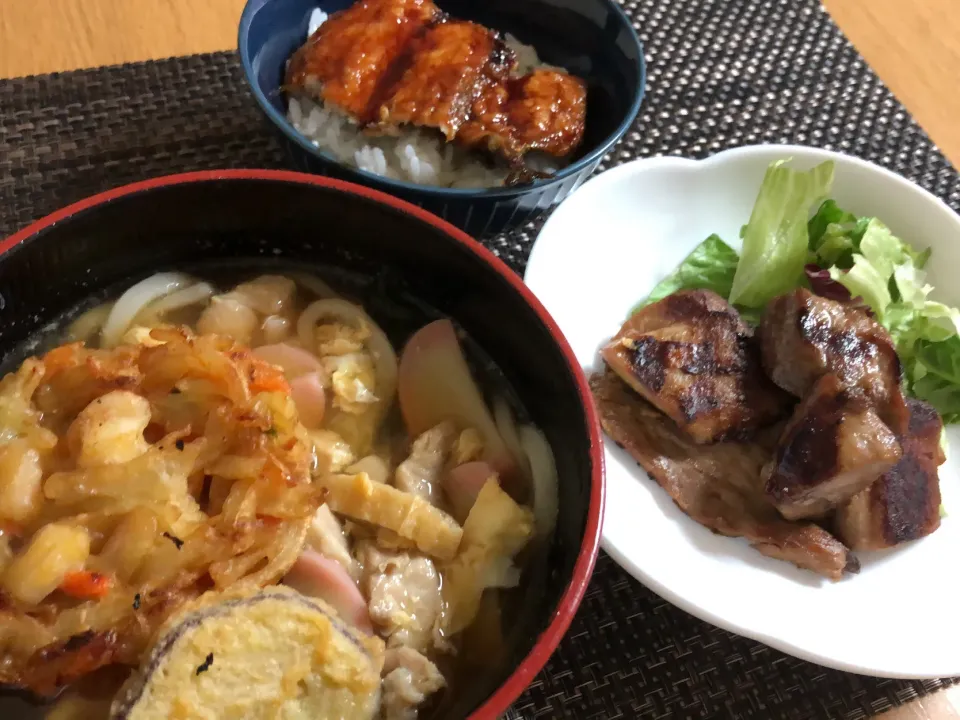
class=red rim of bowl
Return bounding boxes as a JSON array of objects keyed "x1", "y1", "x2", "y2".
[{"x1": 1, "y1": 168, "x2": 606, "y2": 720}]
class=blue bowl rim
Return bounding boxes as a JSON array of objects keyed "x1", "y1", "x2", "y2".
[{"x1": 238, "y1": 0, "x2": 646, "y2": 199}]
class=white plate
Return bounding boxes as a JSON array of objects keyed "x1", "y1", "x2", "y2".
[{"x1": 524, "y1": 144, "x2": 960, "y2": 678}]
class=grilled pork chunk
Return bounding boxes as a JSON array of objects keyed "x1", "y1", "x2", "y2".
[
  {"x1": 591, "y1": 370, "x2": 858, "y2": 580},
  {"x1": 763, "y1": 374, "x2": 902, "y2": 520},
  {"x1": 601, "y1": 290, "x2": 790, "y2": 444},
  {"x1": 834, "y1": 398, "x2": 944, "y2": 550},
  {"x1": 284, "y1": 0, "x2": 587, "y2": 163},
  {"x1": 759, "y1": 288, "x2": 909, "y2": 433}
]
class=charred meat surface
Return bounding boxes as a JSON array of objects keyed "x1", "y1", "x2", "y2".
[
  {"x1": 759, "y1": 288, "x2": 909, "y2": 433},
  {"x1": 285, "y1": 0, "x2": 440, "y2": 123},
  {"x1": 601, "y1": 290, "x2": 791, "y2": 444},
  {"x1": 763, "y1": 374, "x2": 902, "y2": 521},
  {"x1": 591, "y1": 370, "x2": 858, "y2": 580},
  {"x1": 835, "y1": 398, "x2": 945, "y2": 550},
  {"x1": 284, "y1": 0, "x2": 587, "y2": 163}
]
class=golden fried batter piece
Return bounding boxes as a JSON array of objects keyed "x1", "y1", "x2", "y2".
[
  {"x1": 459, "y1": 69, "x2": 587, "y2": 159},
  {"x1": 0, "y1": 329, "x2": 322, "y2": 696}
]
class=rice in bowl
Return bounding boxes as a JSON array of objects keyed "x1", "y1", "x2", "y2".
[{"x1": 286, "y1": 9, "x2": 562, "y2": 189}]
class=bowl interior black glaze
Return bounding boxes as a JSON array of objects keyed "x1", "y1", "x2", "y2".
[
  {"x1": 243, "y1": 0, "x2": 644, "y2": 185},
  {"x1": 0, "y1": 179, "x2": 594, "y2": 719}
]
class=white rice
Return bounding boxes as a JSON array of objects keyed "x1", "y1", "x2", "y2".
[{"x1": 287, "y1": 10, "x2": 559, "y2": 188}]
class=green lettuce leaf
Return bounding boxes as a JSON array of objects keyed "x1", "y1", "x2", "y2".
[
  {"x1": 729, "y1": 160, "x2": 835, "y2": 307},
  {"x1": 911, "y1": 337, "x2": 960, "y2": 423},
  {"x1": 830, "y1": 256, "x2": 892, "y2": 314},
  {"x1": 828, "y1": 219, "x2": 935, "y2": 318},
  {"x1": 807, "y1": 199, "x2": 868, "y2": 268},
  {"x1": 633, "y1": 234, "x2": 739, "y2": 312}
]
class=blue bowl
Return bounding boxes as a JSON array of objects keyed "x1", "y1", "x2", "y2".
[{"x1": 238, "y1": 0, "x2": 645, "y2": 237}]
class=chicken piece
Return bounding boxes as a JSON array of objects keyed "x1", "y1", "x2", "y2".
[
  {"x1": 380, "y1": 647, "x2": 446, "y2": 720},
  {"x1": 375, "y1": 21, "x2": 514, "y2": 140},
  {"x1": 458, "y1": 69, "x2": 587, "y2": 160},
  {"x1": 307, "y1": 504, "x2": 359, "y2": 578},
  {"x1": 601, "y1": 290, "x2": 791, "y2": 444},
  {"x1": 393, "y1": 421, "x2": 457, "y2": 504},
  {"x1": 759, "y1": 288, "x2": 909, "y2": 433},
  {"x1": 835, "y1": 398, "x2": 944, "y2": 550},
  {"x1": 360, "y1": 543, "x2": 443, "y2": 652},
  {"x1": 285, "y1": 0, "x2": 441, "y2": 123},
  {"x1": 591, "y1": 370, "x2": 858, "y2": 580},
  {"x1": 763, "y1": 374, "x2": 902, "y2": 520}
]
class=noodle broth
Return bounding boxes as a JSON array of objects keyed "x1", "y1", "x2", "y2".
[{"x1": 0, "y1": 263, "x2": 557, "y2": 720}]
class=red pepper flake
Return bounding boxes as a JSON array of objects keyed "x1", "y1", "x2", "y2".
[{"x1": 59, "y1": 571, "x2": 113, "y2": 600}]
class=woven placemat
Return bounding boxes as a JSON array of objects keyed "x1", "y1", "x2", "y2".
[{"x1": 2, "y1": 0, "x2": 960, "y2": 718}]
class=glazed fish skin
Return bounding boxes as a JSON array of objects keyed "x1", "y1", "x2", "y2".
[
  {"x1": 285, "y1": 0, "x2": 440, "y2": 122},
  {"x1": 458, "y1": 69, "x2": 588, "y2": 159},
  {"x1": 502, "y1": 69, "x2": 588, "y2": 157},
  {"x1": 601, "y1": 289, "x2": 790, "y2": 444},
  {"x1": 376, "y1": 21, "x2": 514, "y2": 140},
  {"x1": 591, "y1": 370, "x2": 858, "y2": 581},
  {"x1": 763, "y1": 373, "x2": 902, "y2": 521},
  {"x1": 759, "y1": 288, "x2": 909, "y2": 433},
  {"x1": 834, "y1": 398, "x2": 945, "y2": 550}
]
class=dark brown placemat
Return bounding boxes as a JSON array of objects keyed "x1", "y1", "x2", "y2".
[{"x1": 2, "y1": 0, "x2": 960, "y2": 718}]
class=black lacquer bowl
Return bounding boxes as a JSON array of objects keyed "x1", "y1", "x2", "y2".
[{"x1": 0, "y1": 171, "x2": 604, "y2": 720}]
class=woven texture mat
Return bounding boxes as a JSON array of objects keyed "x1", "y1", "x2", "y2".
[{"x1": 2, "y1": 0, "x2": 960, "y2": 717}]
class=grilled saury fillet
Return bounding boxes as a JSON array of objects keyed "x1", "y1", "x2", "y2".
[
  {"x1": 601, "y1": 290, "x2": 790, "y2": 444},
  {"x1": 591, "y1": 370, "x2": 858, "y2": 580},
  {"x1": 284, "y1": 0, "x2": 587, "y2": 164},
  {"x1": 457, "y1": 69, "x2": 588, "y2": 159}
]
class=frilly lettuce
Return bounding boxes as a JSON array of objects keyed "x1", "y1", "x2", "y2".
[{"x1": 634, "y1": 234, "x2": 739, "y2": 312}]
